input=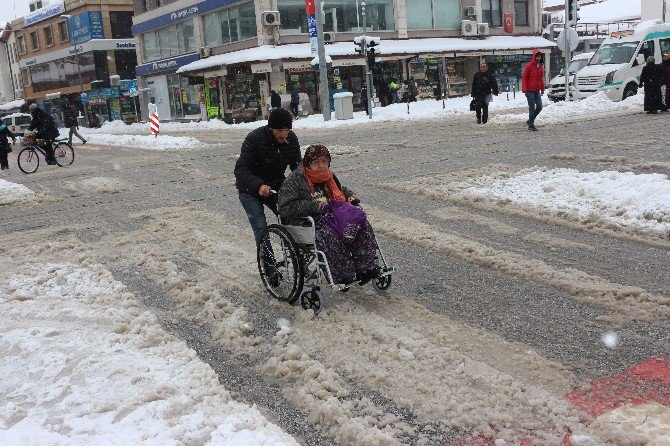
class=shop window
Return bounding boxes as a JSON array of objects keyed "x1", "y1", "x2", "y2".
[
  {"x1": 203, "y1": 2, "x2": 257, "y2": 46},
  {"x1": 278, "y1": 0, "x2": 307, "y2": 34},
  {"x1": 17, "y1": 36, "x2": 26, "y2": 55},
  {"x1": 158, "y1": 25, "x2": 178, "y2": 58},
  {"x1": 482, "y1": 0, "x2": 502, "y2": 26},
  {"x1": 43, "y1": 26, "x2": 54, "y2": 46},
  {"x1": 29, "y1": 31, "x2": 39, "y2": 50},
  {"x1": 57, "y1": 21, "x2": 68, "y2": 42},
  {"x1": 514, "y1": 0, "x2": 529, "y2": 26},
  {"x1": 277, "y1": 0, "x2": 393, "y2": 33},
  {"x1": 407, "y1": 0, "x2": 460, "y2": 30},
  {"x1": 238, "y1": 1, "x2": 257, "y2": 40},
  {"x1": 176, "y1": 20, "x2": 195, "y2": 53},
  {"x1": 110, "y1": 11, "x2": 134, "y2": 39},
  {"x1": 141, "y1": 31, "x2": 160, "y2": 62},
  {"x1": 22, "y1": 69, "x2": 31, "y2": 87}
]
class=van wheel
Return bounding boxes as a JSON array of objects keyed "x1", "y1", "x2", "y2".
[{"x1": 623, "y1": 84, "x2": 638, "y2": 99}]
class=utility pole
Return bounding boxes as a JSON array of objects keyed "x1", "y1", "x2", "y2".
[
  {"x1": 314, "y1": 0, "x2": 331, "y2": 121},
  {"x1": 564, "y1": 0, "x2": 571, "y2": 102},
  {"x1": 362, "y1": 2, "x2": 373, "y2": 119}
]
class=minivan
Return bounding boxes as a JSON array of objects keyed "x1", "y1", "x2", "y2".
[{"x1": 1, "y1": 112, "x2": 32, "y2": 137}]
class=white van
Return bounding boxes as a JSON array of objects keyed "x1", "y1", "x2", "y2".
[
  {"x1": 573, "y1": 20, "x2": 670, "y2": 101},
  {"x1": 547, "y1": 51, "x2": 595, "y2": 102},
  {"x1": 1, "y1": 113, "x2": 32, "y2": 137}
]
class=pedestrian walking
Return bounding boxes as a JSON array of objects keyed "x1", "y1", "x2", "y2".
[
  {"x1": 408, "y1": 78, "x2": 419, "y2": 102},
  {"x1": 639, "y1": 56, "x2": 665, "y2": 114},
  {"x1": 360, "y1": 84, "x2": 369, "y2": 115},
  {"x1": 234, "y1": 107, "x2": 301, "y2": 250},
  {"x1": 389, "y1": 79, "x2": 399, "y2": 103},
  {"x1": 289, "y1": 84, "x2": 300, "y2": 118},
  {"x1": 270, "y1": 90, "x2": 282, "y2": 109},
  {"x1": 64, "y1": 103, "x2": 87, "y2": 145},
  {"x1": 660, "y1": 53, "x2": 670, "y2": 111},
  {"x1": 0, "y1": 122, "x2": 16, "y2": 170},
  {"x1": 471, "y1": 63, "x2": 499, "y2": 124},
  {"x1": 522, "y1": 49, "x2": 545, "y2": 131}
]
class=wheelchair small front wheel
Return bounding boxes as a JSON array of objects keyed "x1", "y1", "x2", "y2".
[
  {"x1": 372, "y1": 274, "x2": 392, "y2": 292},
  {"x1": 300, "y1": 289, "x2": 324, "y2": 315}
]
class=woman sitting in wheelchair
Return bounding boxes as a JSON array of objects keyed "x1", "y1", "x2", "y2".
[{"x1": 278, "y1": 144, "x2": 380, "y2": 285}]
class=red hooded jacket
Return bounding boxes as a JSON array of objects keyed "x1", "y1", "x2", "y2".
[{"x1": 522, "y1": 49, "x2": 545, "y2": 93}]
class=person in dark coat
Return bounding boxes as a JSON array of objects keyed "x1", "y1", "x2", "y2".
[
  {"x1": 661, "y1": 52, "x2": 670, "y2": 111},
  {"x1": 408, "y1": 78, "x2": 419, "y2": 102},
  {"x1": 378, "y1": 80, "x2": 391, "y2": 107},
  {"x1": 0, "y1": 122, "x2": 16, "y2": 170},
  {"x1": 64, "y1": 103, "x2": 86, "y2": 145},
  {"x1": 270, "y1": 90, "x2": 282, "y2": 109},
  {"x1": 360, "y1": 84, "x2": 368, "y2": 115},
  {"x1": 471, "y1": 62, "x2": 499, "y2": 124},
  {"x1": 28, "y1": 103, "x2": 60, "y2": 164},
  {"x1": 289, "y1": 84, "x2": 300, "y2": 118},
  {"x1": 639, "y1": 56, "x2": 665, "y2": 114},
  {"x1": 234, "y1": 107, "x2": 301, "y2": 248}
]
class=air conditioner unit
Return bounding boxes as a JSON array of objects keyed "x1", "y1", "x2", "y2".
[
  {"x1": 323, "y1": 32, "x2": 334, "y2": 44},
  {"x1": 262, "y1": 11, "x2": 280, "y2": 26},
  {"x1": 109, "y1": 75, "x2": 120, "y2": 87},
  {"x1": 541, "y1": 13, "x2": 553, "y2": 28},
  {"x1": 199, "y1": 46, "x2": 212, "y2": 58},
  {"x1": 477, "y1": 23, "x2": 490, "y2": 35},
  {"x1": 461, "y1": 20, "x2": 478, "y2": 36},
  {"x1": 463, "y1": 5, "x2": 476, "y2": 17}
]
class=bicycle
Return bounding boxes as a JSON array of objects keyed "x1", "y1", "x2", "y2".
[{"x1": 17, "y1": 133, "x2": 74, "y2": 174}]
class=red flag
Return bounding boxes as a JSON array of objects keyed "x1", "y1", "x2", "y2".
[{"x1": 504, "y1": 13, "x2": 514, "y2": 33}]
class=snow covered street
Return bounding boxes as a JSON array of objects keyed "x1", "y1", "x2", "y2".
[{"x1": 2, "y1": 102, "x2": 669, "y2": 445}]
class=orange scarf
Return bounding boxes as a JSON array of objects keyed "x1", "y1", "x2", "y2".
[{"x1": 302, "y1": 165, "x2": 346, "y2": 202}]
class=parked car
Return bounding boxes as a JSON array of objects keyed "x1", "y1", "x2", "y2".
[
  {"x1": 1, "y1": 112, "x2": 32, "y2": 137},
  {"x1": 547, "y1": 52, "x2": 595, "y2": 102}
]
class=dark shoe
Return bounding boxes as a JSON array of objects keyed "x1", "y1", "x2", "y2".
[
  {"x1": 529, "y1": 126, "x2": 539, "y2": 132},
  {"x1": 526, "y1": 119, "x2": 530, "y2": 126},
  {"x1": 477, "y1": 119, "x2": 481, "y2": 124},
  {"x1": 357, "y1": 266, "x2": 381, "y2": 286},
  {"x1": 82, "y1": 140, "x2": 87, "y2": 145},
  {"x1": 340, "y1": 276, "x2": 356, "y2": 286},
  {"x1": 46, "y1": 159, "x2": 57, "y2": 165}
]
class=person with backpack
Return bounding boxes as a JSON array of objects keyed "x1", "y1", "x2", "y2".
[
  {"x1": 522, "y1": 49, "x2": 545, "y2": 131},
  {"x1": 0, "y1": 121, "x2": 16, "y2": 170},
  {"x1": 64, "y1": 103, "x2": 87, "y2": 146}
]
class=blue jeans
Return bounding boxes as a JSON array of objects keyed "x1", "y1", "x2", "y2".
[
  {"x1": 238, "y1": 192, "x2": 278, "y2": 246},
  {"x1": 526, "y1": 92, "x2": 543, "y2": 127}
]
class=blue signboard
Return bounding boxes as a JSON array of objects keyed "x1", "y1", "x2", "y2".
[
  {"x1": 135, "y1": 53, "x2": 200, "y2": 77},
  {"x1": 131, "y1": 0, "x2": 240, "y2": 35},
  {"x1": 25, "y1": 1, "x2": 65, "y2": 26},
  {"x1": 68, "y1": 11, "x2": 105, "y2": 45},
  {"x1": 305, "y1": 0, "x2": 317, "y2": 55}
]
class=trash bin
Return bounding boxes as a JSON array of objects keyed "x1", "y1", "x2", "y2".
[{"x1": 333, "y1": 92, "x2": 354, "y2": 120}]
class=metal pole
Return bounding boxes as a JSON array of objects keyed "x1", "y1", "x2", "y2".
[
  {"x1": 362, "y1": 2, "x2": 373, "y2": 119},
  {"x1": 315, "y1": 0, "x2": 331, "y2": 121},
  {"x1": 564, "y1": 0, "x2": 571, "y2": 102},
  {"x1": 664, "y1": 0, "x2": 667, "y2": 22},
  {"x1": 74, "y1": 43, "x2": 90, "y2": 127}
]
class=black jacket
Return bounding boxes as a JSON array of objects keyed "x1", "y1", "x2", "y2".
[
  {"x1": 64, "y1": 108, "x2": 78, "y2": 127},
  {"x1": 471, "y1": 71, "x2": 499, "y2": 99},
  {"x1": 28, "y1": 108, "x2": 60, "y2": 140},
  {"x1": 270, "y1": 91, "x2": 282, "y2": 108},
  {"x1": 234, "y1": 126, "x2": 301, "y2": 196},
  {"x1": 0, "y1": 124, "x2": 15, "y2": 149}
]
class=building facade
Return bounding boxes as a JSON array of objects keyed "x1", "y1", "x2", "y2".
[
  {"x1": 132, "y1": 0, "x2": 553, "y2": 122},
  {"x1": 13, "y1": 0, "x2": 138, "y2": 125}
]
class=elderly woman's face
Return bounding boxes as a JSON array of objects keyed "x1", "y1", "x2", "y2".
[{"x1": 309, "y1": 155, "x2": 330, "y2": 171}]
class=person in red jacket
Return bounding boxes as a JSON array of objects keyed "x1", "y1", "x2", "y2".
[{"x1": 522, "y1": 49, "x2": 545, "y2": 131}]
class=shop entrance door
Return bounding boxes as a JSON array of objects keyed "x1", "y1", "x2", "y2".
[{"x1": 171, "y1": 85, "x2": 183, "y2": 117}]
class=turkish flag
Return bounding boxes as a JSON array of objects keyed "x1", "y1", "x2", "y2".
[{"x1": 504, "y1": 13, "x2": 514, "y2": 33}]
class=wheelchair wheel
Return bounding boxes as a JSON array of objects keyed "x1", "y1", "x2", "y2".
[
  {"x1": 257, "y1": 225, "x2": 303, "y2": 303},
  {"x1": 53, "y1": 142, "x2": 74, "y2": 167},
  {"x1": 18, "y1": 148, "x2": 39, "y2": 174},
  {"x1": 300, "y1": 289, "x2": 324, "y2": 315},
  {"x1": 372, "y1": 274, "x2": 392, "y2": 292}
]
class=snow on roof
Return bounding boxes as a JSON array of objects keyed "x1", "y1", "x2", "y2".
[
  {"x1": 1, "y1": 112, "x2": 30, "y2": 119},
  {"x1": 553, "y1": 0, "x2": 641, "y2": 23},
  {"x1": 573, "y1": 51, "x2": 596, "y2": 60},
  {"x1": 178, "y1": 36, "x2": 555, "y2": 74},
  {"x1": 0, "y1": 99, "x2": 25, "y2": 111}
]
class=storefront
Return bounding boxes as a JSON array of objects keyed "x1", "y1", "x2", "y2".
[
  {"x1": 224, "y1": 65, "x2": 262, "y2": 123},
  {"x1": 166, "y1": 74, "x2": 203, "y2": 119},
  {"x1": 444, "y1": 57, "x2": 468, "y2": 97},
  {"x1": 329, "y1": 64, "x2": 365, "y2": 110},
  {"x1": 485, "y1": 54, "x2": 533, "y2": 93},
  {"x1": 285, "y1": 68, "x2": 318, "y2": 113},
  {"x1": 408, "y1": 56, "x2": 442, "y2": 99},
  {"x1": 204, "y1": 77, "x2": 221, "y2": 119}
]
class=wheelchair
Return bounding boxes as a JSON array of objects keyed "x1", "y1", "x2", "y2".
[{"x1": 256, "y1": 214, "x2": 395, "y2": 315}]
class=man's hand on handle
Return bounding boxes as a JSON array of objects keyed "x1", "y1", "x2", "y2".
[{"x1": 258, "y1": 184, "x2": 273, "y2": 197}]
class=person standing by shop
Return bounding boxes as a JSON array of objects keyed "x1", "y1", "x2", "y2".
[
  {"x1": 64, "y1": 103, "x2": 87, "y2": 146},
  {"x1": 234, "y1": 108, "x2": 301, "y2": 247},
  {"x1": 639, "y1": 56, "x2": 665, "y2": 114},
  {"x1": 0, "y1": 121, "x2": 16, "y2": 170},
  {"x1": 360, "y1": 84, "x2": 369, "y2": 115},
  {"x1": 270, "y1": 90, "x2": 282, "y2": 109},
  {"x1": 522, "y1": 49, "x2": 545, "y2": 132},
  {"x1": 660, "y1": 53, "x2": 670, "y2": 111},
  {"x1": 471, "y1": 63, "x2": 499, "y2": 124},
  {"x1": 408, "y1": 78, "x2": 419, "y2": 102},
  {"x1": 290, "y1": 84, "x2": 300, "y2": 118}
]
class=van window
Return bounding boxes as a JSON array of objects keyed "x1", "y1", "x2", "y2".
[
  {"x1": 1, "y1": 118, "x2": 9, "y2": 126},
  {"x1": 590, "y1": 41, "x2": 639, "y2": 65},
  {"x1": 638, "y1": 40, "x2": 655, "y2": 61},
  {"x1": 16, "y1": 116, "x2": 32, "y2": 126},
  {"x1": 661, "y1": 38, "x2": 670, "y2": 55}
]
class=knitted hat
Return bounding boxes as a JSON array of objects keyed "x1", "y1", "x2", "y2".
[
  {"x1": 267, "y1": 108, "x2": 293, "y2": 129},
  {"x1": 302, "y1": 144, "x2": 331, "y2": 168},
  {"x1": 647, "y1": 56, "x2": 655, "y2": 64},
  {"x1": 29, "y1": 103, "x2": 38, "y2": 111}
]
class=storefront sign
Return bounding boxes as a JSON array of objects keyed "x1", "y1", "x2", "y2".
[
  {"x1": 19, "y1": 39, "x2": 137, "y2": 69},
  {"x1": 251, "y1": 62, "x2": 272, "y2": 73},
  {"x1": 136, "y1": 53, "x2": 200, "y2": 77},
  {"x1": 305, "y1": 0, "x2": 317, "y2": 55},
  {"x1": 485, "y1": 54, "x2": 532, "y2": 63},
  {"x1": 455, "y1": 51, "x2": 491, "y2": 57},
  {"x1": 25, "y1": 1, "x2": 64, "y2": 26},
  {"x1": 68, "y1": 11, "x2": 104, "y2": 45},
  {"x1": 132, "y1": 0, "x2": 239, "y2": 35},
  {"x1": 332, "y1": 58, "x2": 364, "y2": 67}
]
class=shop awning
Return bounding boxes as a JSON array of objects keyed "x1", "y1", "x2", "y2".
[{"x1": 176, "y1": 36, "x2": 555, "y2": 75}]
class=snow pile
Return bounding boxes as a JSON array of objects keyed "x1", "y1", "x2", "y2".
[
  {"x1": 0, "y1": 262, "x2": 299, "y2": 446},
  {"x1": 0, "y1": 179, "x2": 34, "y2": 205},
  {"x1": 491, "y1": 92, "x2": 644, "y2": 126},
  {"x1": 64, "y1": 177, "x2": 128, "y2": 194},
  {"x1": 552, "y1": 0, "x2": 642, "y2": 23},
  {"x1": 83, "y1": 133, "x2": 201, "y2": 150},
  {"x1": 455, "y1": 168, "x2": 670, "y2": 239}
]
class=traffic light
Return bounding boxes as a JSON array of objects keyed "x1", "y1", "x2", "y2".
[
  {"x1": 367, "y1": 39, "x2": 379, "y2": 68},
  {"x1": 567, "y1": 0, "x2": 580, "y2": 25}
]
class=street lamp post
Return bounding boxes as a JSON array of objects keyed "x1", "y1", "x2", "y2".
[{"x1": 61, "y1": 14, "x2": 89, "y2": 128}]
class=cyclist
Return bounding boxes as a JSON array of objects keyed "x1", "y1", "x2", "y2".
[{"x1": 28, "y1": 103, "x2": 60, "y2": 165}]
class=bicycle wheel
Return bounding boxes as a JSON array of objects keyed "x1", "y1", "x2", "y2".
[
  {"x1": 17, "y1": 148, "x2": 39, "y2": 174},
  {"x1": 257, "y1": 225, "x2": 303, "y2": 303},
  {"x1": 53, "y1": 142, "x2": 74, "y2": 167}
]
